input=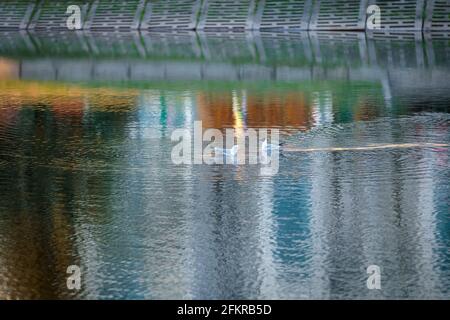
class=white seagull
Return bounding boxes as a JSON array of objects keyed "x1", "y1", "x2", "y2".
[
  {"x1": 262, "y1": 139, "x2": 283, "y2": 152},
  {"x1": 214, "y1": 145, "x2": 239, "y2": 157}
]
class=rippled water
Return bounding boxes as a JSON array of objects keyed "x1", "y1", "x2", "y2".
[{"x1": 0, "y1": 32, "x2": 449, "y2": 299}]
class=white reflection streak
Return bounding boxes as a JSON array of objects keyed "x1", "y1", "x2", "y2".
[
  {"x1": 73, "y1": 209, "x2": 102, "y2": 298},
  {"x1": 312, "y1": 91, "x2": 333, "y2": 127},
  {"x1": 257, "y1": 177, "x2": 279, "y2": 299},
  {"x1": 183, "y1": 93, "x2": 194, "y2": 130},
  {"x1": 309, "y1": 143, "x2": 332, "y2": 299},
  {"x1": 414, "y1": 148, "x2": 440, "y2": 294}
]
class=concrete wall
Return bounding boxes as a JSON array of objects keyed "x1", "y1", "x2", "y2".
[{"x1": 0, "y1": 0, "x2": 448, "y2": 31}]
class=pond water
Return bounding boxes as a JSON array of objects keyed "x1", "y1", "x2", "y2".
[{"x1": 0, "y1": 32, "x2": 449, "y2": 299}]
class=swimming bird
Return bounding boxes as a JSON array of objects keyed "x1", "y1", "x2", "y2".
[
  {"x1": 214, "y1": 145, "x2": 239, "y2": 157},
  {"x1": 262, "y1": 139, "x2": 284, "y2": 152}
]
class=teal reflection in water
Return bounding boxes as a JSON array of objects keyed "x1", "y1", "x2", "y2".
[{"x1": 0, "y1": 32, "x2": 449, "y2": 299}]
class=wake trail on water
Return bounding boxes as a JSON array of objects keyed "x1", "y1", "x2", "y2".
[{"x1": 283, "y1": 143, "x2": 449, "y2": 153}]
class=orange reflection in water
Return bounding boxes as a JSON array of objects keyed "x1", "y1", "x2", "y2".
[
  {"x1": 197, "y1": 90, "x2": 312, "y2": 130},
  {"x1": 0, "y1": 81, "x2": 140, "y2": 118},
  {"x1": 0, "y1": 58, "x2": 19, "y2": 80},
  {"x1": 197, "y1": 92, "x2": 236, "y2": 129},
  {"x1": 247, "y1": 91, "x2": 310, "y2": 129}
]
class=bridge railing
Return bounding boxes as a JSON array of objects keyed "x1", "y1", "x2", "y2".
[
  {"x1": 0, "y1": 0, "x2": 36, "y2": 30},
  {"x1": 0, "y1": 0, "x2": 449, "y2": 31}
]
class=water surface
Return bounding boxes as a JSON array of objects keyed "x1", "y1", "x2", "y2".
[{"x1": 0, "y1": 31, "x2": 449, "y2": 299}]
